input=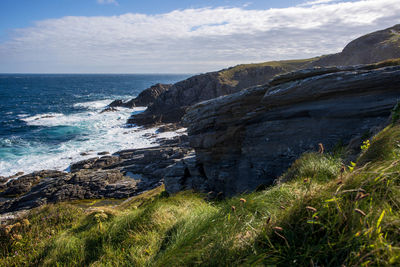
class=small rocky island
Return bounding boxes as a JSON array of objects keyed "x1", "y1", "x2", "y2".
[{"x1": 1, "y1": 24, "x2": 400, "y2": 216}]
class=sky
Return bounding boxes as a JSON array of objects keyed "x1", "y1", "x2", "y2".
[{"x1": 0, "y1": 0, "x2": 399, "y2": 73}]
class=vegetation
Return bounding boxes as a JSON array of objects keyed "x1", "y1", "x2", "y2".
[
  {"x1": 1, "y1": 124, "x2": 400, "y2": 266},
  {"x1": 218, "y1": 57, "x2": 319, "y2": 81}
]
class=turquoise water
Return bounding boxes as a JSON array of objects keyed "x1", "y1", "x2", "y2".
[{"x1": 0, "y1": 74, "x2": 189, "y2": 176}]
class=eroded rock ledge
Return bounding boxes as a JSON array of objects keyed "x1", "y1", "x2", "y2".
[
  {"x1": 164, "y1": 63, "x2": 400, "y2": 196},
  {"x1": 0, "y1": 135, "x2": 192, "y2": 214}
]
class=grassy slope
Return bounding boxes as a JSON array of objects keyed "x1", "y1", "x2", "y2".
[
  {"x1": 218, "y1": 58, "x2": 318, "y2": 81},
  {"x1": 1, "y1": 124, "x2": 400, "y2": 266}
]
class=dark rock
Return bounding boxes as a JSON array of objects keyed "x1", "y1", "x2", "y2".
[
  {"x1": 70, "y1": 158, "x2": 99, "y2": 172},
  {"x1": 174, "y1": 62, "x2": 400, "y2": 196},
  {"x1": 106, "y1": 83, "x2": 172, "y2": 110},
  {"x1": 0, "y1": 170, "x2": 66, "y2": 198},
  {"x1": 70, "y1": 156, "x2": 121, "y2": 172},
  {"x1": 157, "y1": 123, "x2": 181, "y2": 133},
  {"x1": 0, "y1": 170, "x2": 138, "y2": 213},
  {"x1": 124, "y1": 83, "x2": 172, "y2": 108},
  {"x1": 100, "y1": 106, "x2": 118, "y2": 113},
  {"x1": 98, "y1": 151, "x2": 110, "y2": 155},
  {"x1": 127, "y1": 66, "x2": 291, "y2": 126},
  {"x1": 109, "y1": 99, "x2": 124, "y2": 107}
]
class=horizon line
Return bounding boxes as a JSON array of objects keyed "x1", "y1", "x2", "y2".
[{"x1": 0, "y1": 72, "x2": 195, "y2": 75}]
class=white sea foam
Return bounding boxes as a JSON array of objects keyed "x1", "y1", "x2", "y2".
[
  {"x1": 0, "y1": 99, "x2": 183, "y2": 177},
  {"x1": 73, "y1": 99, "x2": 112, "y2": 110},
  {"x1": 17, "y1": 114, "x2": 29, "y2": 118}
]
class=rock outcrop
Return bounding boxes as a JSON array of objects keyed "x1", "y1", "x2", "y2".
[
  {"x1": 107, "y1": 83, "x2": 172, "y2": 110},
  {"x1": 128, "y1": 60, "x2": 310, "y2": 126},
  {"x1": 163, "y1": 62, "x2": 400, "y2": 196},
  {"x1": 0, "y1": 135, "x2": 192, "y2": 214},
  {"x1": 0, "y1": 169, "x2": 133, "y2": 213},
  {"x1": 128, "y1": 25, "x2": 400, "y2": 127}
]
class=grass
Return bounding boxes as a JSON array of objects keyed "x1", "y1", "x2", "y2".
[
  {"x1": 218, "y1": 58, "x2": 318, "y2": 82},
  {"x1": 1, "y1": 124, "x2": 400, "y2": 266}
]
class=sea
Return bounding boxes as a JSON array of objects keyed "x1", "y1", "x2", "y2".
[{"x1": 0, "y1": 74, "x2": 190, "y2": 177}]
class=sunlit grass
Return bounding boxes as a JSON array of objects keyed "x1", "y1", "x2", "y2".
[{"x1": 1, "y1": 125, "x2": 400, "y2": 266}]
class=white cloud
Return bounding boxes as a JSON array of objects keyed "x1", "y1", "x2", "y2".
[
  {"x1": 97, "y1": 0, "x2": 118, "y2": 6},
  {"x1": 1, "y1": 0, "x2": 399, "y2": 73},
  {"x1": 298, "y1": 0, "x2": 338, "y2": 7}
]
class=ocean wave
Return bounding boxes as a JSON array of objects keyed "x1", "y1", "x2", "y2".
[
  {"x1": 17, "y1": 114, "x2": 30, "y2": 118},
  {"x1": 0, "y1": 124, "x2": 184, "y2": 177},
  {"x1": 21, "y1": 106, "x2": 146, "y2": 127},
  {"x1": 73, "y1": 99, "x2": 112, "y2": 110},
  {"x1": 0, "y1": 106, "x2": 183, "y2": 177}
]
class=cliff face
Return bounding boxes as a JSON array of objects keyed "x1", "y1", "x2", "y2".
[
  {"x1": 129, "y1": 25, "x2": 400, "y2": 127},
  {"x1": 163, "y1": 61, "x2": 400, "y2": 196},
  {"x1": 128, "y1": 60, "x2": 312, "y2": 125}
]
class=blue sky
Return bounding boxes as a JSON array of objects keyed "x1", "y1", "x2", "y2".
[
  {"x1": 0, "y1": 0, "x2": 306, "y2": 39},
  {"x1": 0, "y1": 0, "x2": 398, "y2": 73}
]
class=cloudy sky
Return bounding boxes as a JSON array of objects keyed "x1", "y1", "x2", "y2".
[{"x1": 0, "y1": 0, "x2": 399, "y2": 73}]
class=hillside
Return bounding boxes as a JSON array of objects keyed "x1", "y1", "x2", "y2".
[
  {"x1": 1, "y1": 122, "x2": 400, "y2": 266},
  {"x1": 312, "y1": 24, "x2": 400, "y2": 67}
]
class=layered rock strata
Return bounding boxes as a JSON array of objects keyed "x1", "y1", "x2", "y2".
[{"x1": 163, "y1": 63, "x2": 400, "y2": 196}]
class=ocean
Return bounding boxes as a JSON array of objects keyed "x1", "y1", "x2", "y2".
[{"x1": 0, "y1": 74, "x2": 190, "y2": 177}]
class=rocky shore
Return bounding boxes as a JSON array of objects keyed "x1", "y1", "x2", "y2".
[
  {"x1": 1, "y1": 24, "x2": 400, "y2": 215},
  {"x1": 0, "y1": 134, "x2": 192, "y2": 214}
]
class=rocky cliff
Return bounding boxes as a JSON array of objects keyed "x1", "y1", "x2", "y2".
[
  {"x1": 163, "y1": 60, "x2": 400, "y2": 196},
  {"x1": 108, "y1": 83, "x2": 172, "y2": 109},
  {"x1": 129, "y1": 25, "x2": 400, "y2": 127},
  {"x1": 128, "y1": 59, "x2": 313, "y2": 126},
  {"x1": 313, "y1": 24, "x2": 400, "y2": 67}
]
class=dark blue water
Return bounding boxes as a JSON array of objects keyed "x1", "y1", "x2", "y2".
[{"x1": 0, "y1": 74, "x2": 189, "y2": 176}]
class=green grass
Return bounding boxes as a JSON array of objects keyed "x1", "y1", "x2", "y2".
[
  {"x1": 1, "y1": 125, "x2": 400, "y2": 266},
  {"x1": 218, "y1": 58, "x2": 318, "y2": 82}
]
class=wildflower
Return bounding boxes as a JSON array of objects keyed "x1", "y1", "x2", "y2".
[
  {"x1": 4, "y1": 225, "x2": 13, "y2": 235},
  {"x1": 22, "y1": 219, "x2": 30, "y2": 227}
]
